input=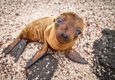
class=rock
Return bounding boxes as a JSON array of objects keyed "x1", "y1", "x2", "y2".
[
  {"x1": 92, "y1": 29, "x2": 115, "y2": 80},
  {"x1": 26, "y1": 54, "x2": 58, "y2": 80}
]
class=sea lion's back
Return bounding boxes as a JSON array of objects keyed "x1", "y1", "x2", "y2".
[{"x1": 20, "y1": 16, "x2": 55, "y2": 42}]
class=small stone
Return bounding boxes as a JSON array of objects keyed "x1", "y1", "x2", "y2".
[{"x1": 15, "y1": 13, "x2": 19, "y2": 16}]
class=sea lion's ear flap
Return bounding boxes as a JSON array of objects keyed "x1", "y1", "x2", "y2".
[{"x1": 54, "y1": 17, "x2": 64, "y2": 24}]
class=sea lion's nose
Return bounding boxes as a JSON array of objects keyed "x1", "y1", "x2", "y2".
[{"x1": 61, "y1": 33, "x2": 68, "y2": 40}]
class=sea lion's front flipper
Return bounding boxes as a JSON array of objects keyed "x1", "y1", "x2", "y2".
[
  {"x1": 26, "y1": 42, "x2": 48, "y2": 69},
  {"x1": 65, "y1": 49, "x2": 88, "y2": 64}
]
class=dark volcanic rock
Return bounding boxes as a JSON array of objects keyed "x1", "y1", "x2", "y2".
[
  {"x1": 92, "y1": 29, "x2": 115, "y2": 80},
  {"x1": 26, "y1": 54, "x2": 58, "y2": 80}
]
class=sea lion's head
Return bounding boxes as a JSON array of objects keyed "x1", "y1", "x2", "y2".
[{"x1": 54, "y1": 12, "x2": 84, "y2": 44}]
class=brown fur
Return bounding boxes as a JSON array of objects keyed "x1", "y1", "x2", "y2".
[
  {"x1": 2, "y1": 12, "x2": 87, "y2": 68},
  {"x1": 19, "y1": 12, "x2": 84, "y2": 50}
]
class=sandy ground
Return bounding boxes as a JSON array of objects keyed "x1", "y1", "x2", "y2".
[{"x1": 0, "y1": 0, "x2": 115, "y2": 80}]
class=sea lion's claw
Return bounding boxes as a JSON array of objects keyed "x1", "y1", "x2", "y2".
[
  {"x1": 26, "y1": 42, "x2": 48, "y2": 69},
  {"x1": 65, "y1": 49, "x2": 88, "y2": 64}
]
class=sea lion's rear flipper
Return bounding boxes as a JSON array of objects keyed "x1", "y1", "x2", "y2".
[
  {"x1": 2, "y1": 37, "x2": 28, "y2": 62},
  {"x1": 65, "y1": 49, "x2": 88, "y2": 64},
  {"x1": 26, "y1": 42, "x2": 48, "y2": 69},
  {"x1": 2, "y1": 37, "x2": 21, "y2": 56}
]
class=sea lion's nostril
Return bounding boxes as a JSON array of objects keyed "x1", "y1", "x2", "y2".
[{"x1": 61, "y1": 33, "x2": 68, "y2": 39}]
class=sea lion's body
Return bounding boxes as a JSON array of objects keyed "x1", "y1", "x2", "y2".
[
  {"x1": 2, "y1": 12, "x2": 88, "y2": 68},
  {"x1": 19, "y1": 17, "x2": 54, "y2": 42}
]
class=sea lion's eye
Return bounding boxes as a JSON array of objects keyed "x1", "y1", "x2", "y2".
[
  {"x1": 76, "y1": 28, "x2": 81, "y2": 35},
  {"x1": 55, "y1": 18, "x2": 64, "y2": 24}
]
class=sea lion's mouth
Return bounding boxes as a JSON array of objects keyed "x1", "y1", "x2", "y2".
[{"x1": 56, "y1": 36, "x2": 64, "y2": 44}]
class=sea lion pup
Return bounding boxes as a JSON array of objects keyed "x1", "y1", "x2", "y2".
[{"x1": 2, "y1": 12, "x2": 88, "y2": 69}]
